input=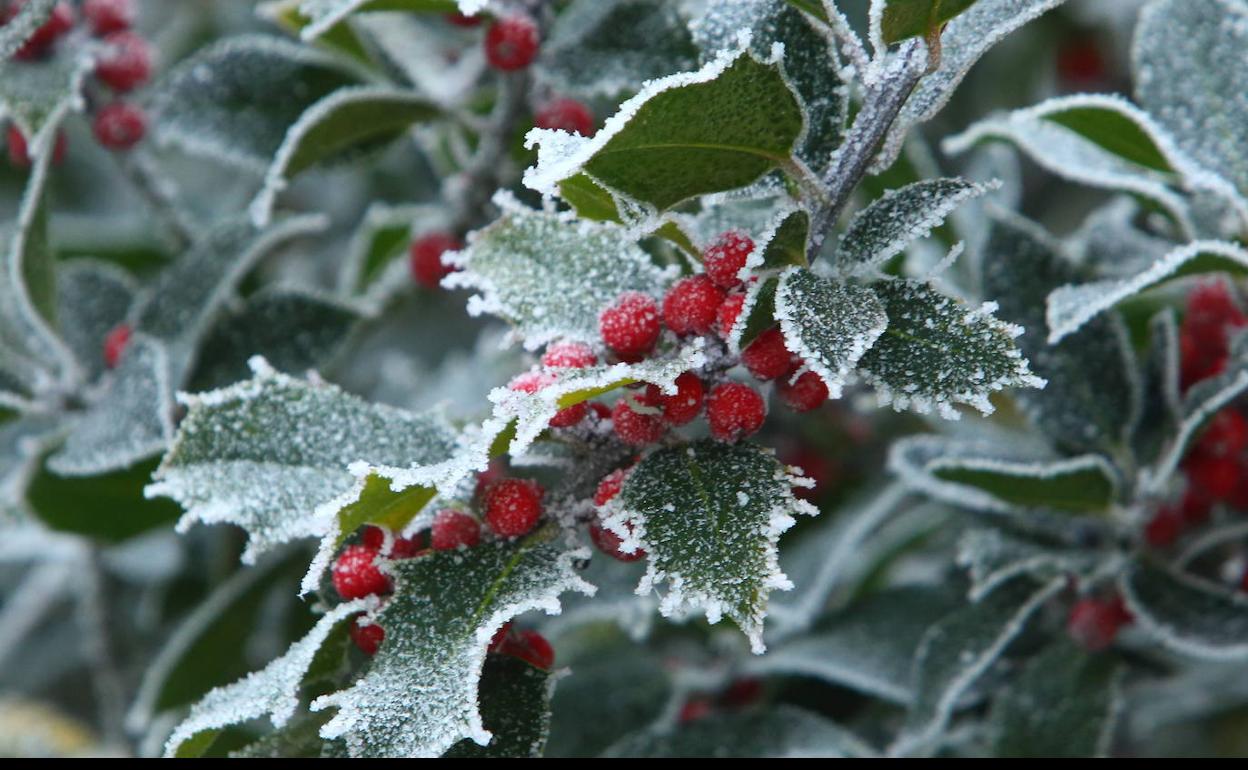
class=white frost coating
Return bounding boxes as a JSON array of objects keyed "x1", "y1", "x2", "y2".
[
  {"x1": 249, "y1": 87, "x2": 436, "y2": 227},
  {"x1": 1177, "y1": 520, "x2": 1248, "y2": 571},
  {"x1": 816, "y1": 0, "x2": 870, "y2": 77},
  {"x1": 1120, "y1": 562, "x2": 1248, "y2": 662},
  {"x1": 292, "y1": 0, "x2": 493, "y2": 40},
  {"x1": 1141, "y1": 368, "x2": 1248, "y2": 495},
  {"x1": 1047, "y1": 239, "x2": 1248, "y2": 344},
  {"x1": 956, "y1": 529, "x2": 1094, "y2": 602},
  {"x1": 163, "y1": 600, "x2": 368, "y2": 757},
  {"x1": 0, "y1": 0, "x2": 55, "y2": 60},
  {"x1": 739, "y1": 203, "x2": 808, "y2": 279}
]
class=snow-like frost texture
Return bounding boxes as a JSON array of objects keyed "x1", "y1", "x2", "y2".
[
  {"x1": 0, "y1": 0, "x2": 54, "y2": 60},
  {"x1": 312, "y1": 539, "x2": 595, "y2": 757},
  {"x1": 163, "y1": 599, "x2": 367, "y2": 757}
]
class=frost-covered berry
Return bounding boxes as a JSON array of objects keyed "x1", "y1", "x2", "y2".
[
  {"x1": 658, "y1": 372, "x2": 704, "y2": 426},
  {"x1": 501, "y1": 628, "x2": 554, "y2": 670},
  {"x1": 9, "y1": 1, "x2": 75, "y2": 60},
  {"x1": 741, "y1": 327, "x2": 793, "y2": 381},
  {"x1": 103, "y1": 323, "x2": 132, "y2": 368},
  {"x1": 589, "y1": 521, "x2": 644, "y2": 562},
  {"x1": 717, "y1": 291, "x2": 745, "y2": 339},
  {"x1": 1180, "y1": 280, "x2": 1247, "y2": 389},
  {"x1": 1144, "y1": 505, "x2": 1183, "y2": 548},
  {"x1": 488, "y1": 621, "x2": 513, "y2": 652},
  {"x1": 663, "y1": 275, "x2": 725, "y2": 337},
  {"x1": 332, "y1": 544, "x2": 391, "y2": 600},
  {"x1": 612, "y1": 391, "x2": 666, "y2": 446},
  {"x1": 349, "y1": 617, "x2": 384, "y2": 656},
  {"x1": 1066, "y1": 596, "x2": 1131, "y2": 652},
  {"x1": 6, "y1": 125, "x2": 66, "y2": 167},
  {"x1": 92, "y1": 102, "x2": 146, "y2": 150},
  {"x1": 484, "y1": 15, "x2": 539, "y2": 71},
  {"x1": 484, "y1": 478, "x2": 544, "y2": 538},
  {"x1": 360, "y1": 524, "x2": 386, "y2": 551},
  {"x1": 408, "y1": 231, "x2": 462, "y2": 290},
  {"x1": 391, "y1": 535, "x2": 425, "y2": 559},
  {"x1": 706, "y1": 382, "x2": 765, "y2": 442},
  {"x1": 703, "y1": 230, "x2": 754, "y2": 289},
  {"x1": 600, "y1": 292, "x2": 661, "y2": 360},
  {"x1": 593, "y1": 467, "x2": 629, "y2": 506},
  {"x1": 1186, "y1": 453, "x2": 1239, "y2": 501},
  {"x1": 678, "y1": 698, "x2": 713, "y2": 723},
  {"x1": 83, "y1": 0, "x2": 134, "y2": 36},
  {"x1": 534, "y1": 97, "x2": 594, "y2": 137},
  {"x1": 431, "y1": 509, "x2": 482, "y2": 551},
  {"x1": 541, "y1": 340, "x2": 597, "y2": 369},
  {"x1": 777, "y1": 367, "x2": 828, "y2": 412},
  {"x1": 95, "y1": 31, "x2": 151, "y2": 92},
  {"x1": 509, "y1": 370, "x2": 586, "y2": 427},
  {"x1": 1193, "y1": 408, "x2": 1248, "y2": 458}
]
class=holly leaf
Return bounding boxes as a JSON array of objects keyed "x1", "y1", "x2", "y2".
[
  {"x1": 603, "y1": 440, "x2": 817, "y2": 653},
  {"x1": 990, "y1": 640, "x2": 1122, "y2": 758},
  {"x1": 26, "y1": 454, "x2": 180, "y2": 541},
  {"x1": 444, "y1": 195, "x2": 674, "y2": 350},
  {"x1": 857, "y1": 278, "x2": 1043, "y2": 419},
  {"x1": 957, "y1": 529, "x2": 1098, "y2": 601},
  {"x1": 525, "y1": 46, "x2": 804, "y2": 214},
  {"x1": 312, "y1": 536, "x2": 594, "y2": 757},
  {"x1": 0, "y1": 41, "x2": 92, "y2": 155},
  {"x1": 879, "y1": 0, "x2": 981, "y2": 45},
  {"x1": 745, "y1": 206, "x2": 811, "y2": 273},
  {"x1": 443, "y1": 655, "x2": 554, "y2": 758},
  {"x1": 54, "y1": 260, "x2": 138, "y2": 383},
  {"x1": 1120, "y1": 559, "x2": 1248, "y2": 662},
  {"x1": 0, "y1": 0, "x2": 54, "y2": 60},
  {"x1": 608, "y1": 706, "x2": 875, "y2": 758}
]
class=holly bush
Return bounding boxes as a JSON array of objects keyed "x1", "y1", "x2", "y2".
[{"x1": 2, "y1": 0, "x2": 1247, "y2": 759}]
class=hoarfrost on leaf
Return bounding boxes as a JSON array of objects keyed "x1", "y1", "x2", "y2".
[
  {"x1": 54, "y1": 261, "x2": 138, "y2": 384},
  {"x1": 1120, "y1": 560, "x2": 1248, "y2": 662},
  {"x1": 607, "y1": 706, "x2": 876, "y2": 758}
]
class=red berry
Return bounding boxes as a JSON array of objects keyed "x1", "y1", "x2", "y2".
[
  {"x1": 593, "y1": 468, "x2": 629, "y2": 507},
  {"x1": 94, "y1": 30, "x2": 151, "y2": 92},
  {"x1": 349, "y1": 617, "x2": 384, "y2": 656},
  {"x1": 741, "y1": 327, "x2": 794, "y2": 381},
  {"x1": 534, "y1": 97, "x2": 594, "y2": 137},
  {"x1": 719, "y1": 677, "x2": 763, "y2": 708},
  {"x1": 92, "y1": 102, "x2": 146, "y2": 150},
  {"x1": 6, "y1": 126, "x2": 67, "y2": 167},
  {"x1": 1187, "y1": 453, "x2": 1240, "y2": 502},
  {"x1": 431, "y1": 509, "x2": 482, "y2": 551},
  {"x1": 541, "y1": 341, "x2": 597, "y2": 369},
  {"x1": 717, "y1": 291, "x2": 746, "y2": 339},
  {"x1": 706, "y1": 382, "x2": 766, "y2": 442},
  {"x1": 484, "y1": 15, "x2": 539, "y2": 71},
  {"x1": 1194, "y1": 409, "x2": 1248, "y2": 458},
  {"x1": 1180, "y1": 487, "x2": 1214, "y2": 525},
  {"x1": 678, "y1": 698, "x2": 713, "y2": 723},
  {"x1": 588, "y1": 521, "x2": 644, "y2": 562},
  {"x1": 589, "y1": 401, "x2": 611, "y2": 420},
  {"x1": 83, "y1": 0, "x2": 134, "y2": 36},
  {"x1": 488, "y1": 621, "x2": 513, "y2": 652},
  {"x1": 657, "y1": 372, "x2": 704, "y2": 426},
  {"x1": 1066, "y1": 596, "x2": 1132, "y2": 652},
  {"x1": 103, "y1": 323, "x2": 132, "y2": 368},
  {"x1": 476, "y1": 460, "x2": 505, "y2": 497},
  {"x1": 600, "y1": 292, "x2": 661, "y2": 360},
  {"x1": 612, "y1": 391, "x2": 666, "y2": 446},
  {"x1": 509, "y1": 370, "x2": 586, "y2": 427},
  {"x1": 779, "y1": 444, "x2": 838, "y2": 502},
  {"x1": 1056, "y1": 38, "x2": 1105, "y2": 86},
  {"x1": 484, "y1": 478, "x2": 544, "y2": 538},
  {"x1": 446, "y1": 12, "x2": 482, "y2": 27},
  {"x1": 391, "y1": 535, "x2": 425, "y2": 559},
  {"x1": 360, "y1": 524, "x2": 386, "y2": 550},
  {"x1": 662, "y1": 275, "x2": 725, "y2": 337},
  {"x1": 1144, "y1": 505, "x2": 1183, "y2": 548},
  {"x1": 703, "y1": 230, "x2": 754, "y2": 289},
  {"x1": 501, "y1": 628, "x2": 554, "y2": 670},
  {"x1": 1180, "y1": 281, "x2": 1248, "y2": 390},
  {"x1": 332, "y1": 544, "x2": 391, "y2": 600},
  {"x1": 408, "y1": 231, "x2": 462, "y2": 290},
  {"x1": 9, "y1": 1, "x2": 75, "y2": 60},
  {"x1": 777, "y1": 366, "x2": 828, "y2": 412}
]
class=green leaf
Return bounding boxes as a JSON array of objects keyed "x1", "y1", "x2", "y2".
[
  {"x1": 607, "y1": 440, "x2": 817, "y2": 653},
  {"x1": 773, "y1": 268, "x2": 887, "y2": 398},
  {"x1": 857, "y1": 278, "x2": 1043, "y2": 419},
  {"x1": 148, "y1": 361, "x2": 458, "y2": 563},
  {"x1": 880, "y1": 0, "x2": 982, "y2": 44},
  {"x1": 526, "y1": 47, "x2": 804, "y2": 213},
  {"x1": 229, "y1": 712, "x2": 341, "y2": 758},
  {"x1": 1041, "y1": 97, "x2": 1177, "y2": 173},
  {"x1": 312, "y1": 536, "x2": 594, "y2": 757},
  {"x1": 932, "y1": 459, "x2": 1116, "y2": 513},
  {"x1": 729, "y1": 273, "x2": 779, "y2": 351},
  {"x1": 0, "y1": 41, "x2": 92, "y2": 153},
  {"x1": 1121, "y1": 559, "x2": 1248, "y2": 661},
  {"x1": 250, "y1": 87, "x2": 439, "y2": 226},
  {"x1": 991, "y1": 640, "x2": 1121, "y2": 757},
  {"x1": 54, "y1": 260, "x2": 138, "y2": 383},
  {"x1": 443, "y1": 655, "x2": 554, "y2": 758},
  {"x1": 293, "y1": 0, "x2": 459, "y2": 41},
  {"x1": 608, "y1": 706, "x2": 875, "y2": 758},
  {"x1": 150, "y1": 35, "x2": 365, "y2": 172},
  {"x1": 26, "y1": 454, "x2": 180, "y2": 542},
  {"x1": 749, "y1": 207, "x2": 811, "y2": 272},
  {"x1": 957, "y1": 529, "x2": 1098, "y2": 601}
]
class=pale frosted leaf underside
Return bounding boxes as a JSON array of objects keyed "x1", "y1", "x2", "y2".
[
  {"x1": 1121, "y1": 560, "x2": 1248, "y2": 662},
  {"x1": 607, "y1": 706, "x2": 875, "y2": 758}
]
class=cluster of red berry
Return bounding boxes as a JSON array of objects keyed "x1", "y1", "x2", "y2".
[
  {"x1": 678, "y1": 677, "x2": 764, "y2": 724},
  {"x1": 1066, "y1": 593, "x2": 1133, "y2": 652},
  {"x1": 3, "y1": 0, "x2": 151, "y2": 163}
]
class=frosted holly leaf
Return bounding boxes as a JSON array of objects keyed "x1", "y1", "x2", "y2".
[
  {"x1": 0, "y1": 0, "x2": 54, "y2": 60},
  {"x1": 229, "y1": 713, "x2": 341, "y2": 758},
  {"x1": 956, "y1": 529, "x2": 1097, "y2": 602},
  {"x1": 1134, "y1": 0, "x2": 1248, "y2": 199},
  {"x1": 147, "y1": 360, "x2": 457, "y2": 563},
  {"x1": 856, "y1": 278, "x2": 1042, "y2": 419},
  {"x1": 255, "y1": 0, "x2": 371, "y2": 65},
  {"x1": 133, "y1": 215, "x2": 328, "y2": 385},
  {"x1": 0, "y1": 46, "x2": 92, "y2": 158},
  {"x1": 336, "y1": 203, "x2": 447, "y2": 299},
  {"x1": 889, "y1": 434, "x2": 1119, "y2": 515},
  {"x1": 443, "y1": 195, "x2": 674, "y2": 350},
  {"x1": 691, "y1": 0, "x2": 849, "y2": 171},
  {"x1": 834, "y1": 178, "x2": 993, "y2": 276},
  {"x1": 608, "y1": 706, "x2": 876, "y2": 758},
  {"x1": 249, "y1": 87, "x2": 440, "y2": 226},
  {"x1": 602, "y1": 440, "x2": 817, "y2": 654},
  {"x1": 188, "y1": 287, "x2": 366, "y2": 391},
  {"x1": 354, "y1": 13, "x2": 485, "y2": 108},
  {"x1": 744, "y1": 206, "x2": 811, "y2": 273},
  {"x1": 890, "y1": 575, "x2": 1065, "y2": 757},
  {"x1": 312, "y1": 536, "x2": 594, "y2": 757},
  {"x1": 1067, "y1": 197, "x2": 1174, "y2": 280},
  {"x1": 1120, "y1": 560, "x2": 1248, "y2": 662},
  {"x1": 443, "y1": 655, "x2": 554, "y2": 758},
  {"x1": 750, "y1": 586, "x2": 959, "y2": 705},
  {"x1": 541, "y1": 0, "x2": 698, "y2": 99},
  {"x1": 982, "y1": 212, "x2": 1141, "y2": 454},
  {"x1": 54, "y1": 261, "x2": 138, "y2": 383},
  {"x1": 0, "y1": 411, "x2": 64, "y2": 507},
  {"x1": 164, "y1": 600, "x2": 365, "y2": 758},
  {"x1": 727, "y1": 273, "x2": 778, "y2": 352},
  {"x1": 149, "y1": 35, "x2": 366, "y2": 172},
  {"x1": 1133, "y1": 310, "x2": 1182, "y2": 465},
  {"x1": 773, "y1": 268, "x2": 886, "y2": 399},
  {"x1": 877, "y1": 0, "x2": 982, "y2": 44},
  {"x1": 875, "y1": 0, "x2": 1069, "y2": 172},
  {"x1": 525, "y1": 44, "x2": 805, "y2": 214},
  {"x1": 293, "y1": 0, "x2": 458, "y2": 41},
  {"x1": 990, "y1": 641, "x2": 1122, "y2": 758},
  {"x1": 1047, "y1": 240, "x2": 1248, "y2": 344},
  {"x1": 47, "y1": 335, "x2": 175, "y2": 477}
]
